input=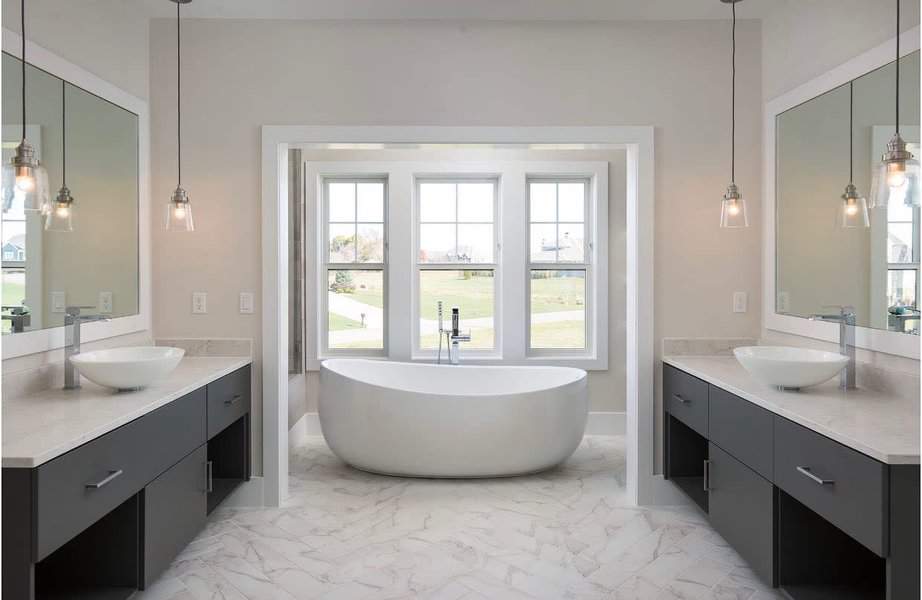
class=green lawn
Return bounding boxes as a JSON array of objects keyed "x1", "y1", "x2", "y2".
[
  {"x1": 328, "y1": 313, "x2": 364, "y2": 331},
  {"x1": 530, "y1": 319, "x2": 586, "y2": 349}
]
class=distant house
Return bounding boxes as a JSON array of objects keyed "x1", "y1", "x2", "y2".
[{"x1": 2, "y1": 241, "x2": 25, "y2": 262}]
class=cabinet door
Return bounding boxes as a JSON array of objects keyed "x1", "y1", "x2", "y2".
[
  {"x1": 142, "y1": 445, "x2": 207, "y2": 588},
  {"x1": 708, "y1": 443, "x2": 775, "y2": 586}
]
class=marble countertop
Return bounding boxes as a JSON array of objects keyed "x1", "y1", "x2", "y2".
[
  {"x1": 2, "y1": 356, "x2": 252, "y2": 468},
  {"x1": 663, "y1": 356, "x2": 919, "y2": 465}
]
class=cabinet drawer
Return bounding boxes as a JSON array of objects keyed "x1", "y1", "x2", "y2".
[
  {"x1": 708, "y1": 443, "x2": 775, "y2": 586},
  {"x1": 663, "y1": 365, "x2": 708, "y2": 436},
  {"x1": 773, "y1": 416, "x2": 887, "y2": 556},
  {"x1": 34, "y1": 389, "x2": 206, "y2": 561},
  {"x1": 207, "y1": 366, "x2": 251, "y2": 439},
  {"x1": 142, "y1": 445, "x2": 207, "y2": 588},
  {"x1": 708, "y1": 386, "x2": 773, "y2": 480}
]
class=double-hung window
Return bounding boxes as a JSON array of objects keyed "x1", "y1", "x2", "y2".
[
  {"x1": 416, "y1": 179, "x2": 498, "y2": 352},
  {"x1": 322, "y1": 178, "x2": 387, "y2": 353},
  {"x1": 886, "y1": 177, "x2": 920, "y2": 334},
  {"x1": 527, "y1": 179, "x2": 591, "y2": 352}
]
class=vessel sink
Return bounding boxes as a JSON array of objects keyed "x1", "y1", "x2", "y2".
[
  {"x1": 733, "y1": 346, "x2": 849, "y2": 390},
  {"x1": 70, "y1": 346, "x2": 185, "y2": 391}
]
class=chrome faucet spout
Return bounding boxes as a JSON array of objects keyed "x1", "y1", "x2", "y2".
[
  {"x1": 64, "y1": 306, "x2": 111, "y2": 390},
  {"x1": 808, "y1": 305, "x2": 856, "y2": 390}
]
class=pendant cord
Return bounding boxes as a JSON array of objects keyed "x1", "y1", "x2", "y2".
[
  {"x1": 895, "y1": 0, "x2": 900, "y2": 135},
  {"x1": 62, "y1": 80, "x2": 66, "y2": 185},
  {"x1": 177, "y1": 0, "x2": 182, "y2": 186},
  {"x1": 849, "y1": 82, "x2": 854, "y2": 183},
  {"x1": 730, "y1": 1, "x2": 736, "y2": 183},
  {"x1": 20, "y1": 0, "x2": 26, "y2": 142}
]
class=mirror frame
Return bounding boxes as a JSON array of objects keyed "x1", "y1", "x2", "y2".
[
  {"x1": 1, "y1": 29, "x2": 149, "y2": 359},
  {"x1": 763, "y1": 27, "x2": 920, "y2": 359}
]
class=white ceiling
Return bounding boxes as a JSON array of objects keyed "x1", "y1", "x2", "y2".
[{"x1": 140, "y1": 0, "x2": 778, "y2": 21}]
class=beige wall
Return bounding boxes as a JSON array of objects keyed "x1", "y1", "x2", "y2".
[
  {"x1": 149, "y1": 18, "x2": 763, "y2": 475},
  {"x1": 761, "y1": 0, "x2": 920, "y2": 102}
]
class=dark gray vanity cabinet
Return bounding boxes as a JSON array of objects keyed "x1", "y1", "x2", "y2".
[
  {"x1": 1, "y1": 365, "x2": 252, "y2": 600},
  {"x1": 663, "y1": 363, "x2": 920, "y2": 600}
]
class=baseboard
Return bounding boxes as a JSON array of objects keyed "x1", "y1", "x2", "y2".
[
  {"x1": 219, "y1": 476, "x2": 265, "y2": 509},
  {"x1": 289, "y1": 411, "x2": 625, "y2": 445}
]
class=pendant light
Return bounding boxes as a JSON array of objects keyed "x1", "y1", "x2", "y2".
[
  {"x1": 2, "y1": 0, "x2": 49, "y2": 214},
  {"x1": 719, "y1": 0, "x2": 748, "y2": 228},
  {"x1": 870, "y1": 0, "x2": 920, "y2": 209},
  {"x1": 839, "y1": 82, "x2": 869, "y2": 229},
  {"x1": 166, "y1": 0, "x2": 194, "y2": 231},
  {"x1": 46, "y1": 81, "x2": 74, "y2": 232}
]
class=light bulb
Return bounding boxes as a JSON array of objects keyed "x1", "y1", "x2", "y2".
[
  {"x1": 727, "y1": 201, "x2": 740, "y2": 216},
  {"x1": 846, "y1": 202, "x2": 858, "y2": 216},
  {"x1": 15, "y1": 172, "x2": 35, "y2": 192},
  {"x1": 173, "y1": 204, "x2": 187, "y2": 220},
  {"x1": 887, "y1": 161, "x2": 907, "y2": 188},
  {"x1": 55, "y1": 204, "x2": 70, "y2": 218}
]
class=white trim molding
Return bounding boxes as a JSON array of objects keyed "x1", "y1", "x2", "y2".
[
  {"x1": 262, "y1": 126, "x2": 655, "y2": 508},
  {"x1": 763, "y1": 27, "x2": 921, "y2": 360},
  {"x1": 1, "y1": 29, "x2": 151, "y2": 359}
]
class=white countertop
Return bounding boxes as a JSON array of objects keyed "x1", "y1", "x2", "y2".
[
  {"x1": 663, "y1": 356, "x2": 920, "y2": 465},
  {"x1": 2, "y1": 356, "x2": 252, "y2": 468}
]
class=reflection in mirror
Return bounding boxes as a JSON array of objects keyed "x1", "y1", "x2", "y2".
[
  {"x1": 776, "y1": 51, "x2": 920, "y2": 335},
  {"x1": 1, "y1": 53, "x2": 139, "y2": 335}
]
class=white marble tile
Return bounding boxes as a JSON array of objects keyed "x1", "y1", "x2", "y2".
[{"x1": 143, "y1": 436, "x2": 781, "y2": 600}]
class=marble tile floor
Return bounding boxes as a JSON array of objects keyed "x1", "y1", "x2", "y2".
[{"x1": 136, "y1": 436, "x2": 783, "y2": 600}]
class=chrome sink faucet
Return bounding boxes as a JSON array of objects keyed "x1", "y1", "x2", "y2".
[
  {"x1": 809, "y1": 305, "x2": 856, "y2": 390},
  {"x1": 436, "y1": 302, "x2": 471, "y2": 365},
  {"x1": 64, "y1": 306, "x2": 109, "y2": 389}
]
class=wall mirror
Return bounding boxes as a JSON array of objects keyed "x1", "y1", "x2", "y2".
[
  {"x1": 1, "y1": 52, "x2": 139, "y2": 336},
  {"x1": 776, "y1": 50, "x2": 920, "y2": 337}
]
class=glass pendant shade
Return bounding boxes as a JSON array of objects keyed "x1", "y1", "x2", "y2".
[
  {"x1": 869, "y1": 146, "x2": 920, "y2": 209},
  {"x1": 166, "y1": 186, "x2": 194, "y2": 231},
  {"x1": 2, "y1": 141, "x2": 49, "y2": 213},
  {"x1": 838, "y1": 184, "x2": 869, "y2": 228},
  {"x1": 720, "y1": 183, "x2": 748, "y2": 228},
  {"x1": 45, "y1": 186, "x2": 74, "y2": 232}
]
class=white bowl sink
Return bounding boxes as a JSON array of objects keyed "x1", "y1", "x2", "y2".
[
  {"x1": 70, "y1": 346, "x2": 185, "y2": 391},
  {"x1": 733, "y1": 346, "x2": 849, "y2": 390}
]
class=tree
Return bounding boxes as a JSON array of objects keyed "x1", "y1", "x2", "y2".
[{"x1": 330, "y1": 270, "x2": 355, "y2": 293}]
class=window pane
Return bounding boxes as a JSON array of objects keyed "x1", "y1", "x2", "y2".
[
  {"x1": 328, "y1": 223, "x2": 355, "y2": 262},
  {"x1": 328, "y1": 183, "x2": 355, "y2": 222},
  {"x1": 558, "y1": 183, "x2": 585, "y2": 222},
  {"x1": 419, "y1": 223, "x2": 456, "y2": 262},
  {"x1": 457, "y1": 183, "x2": 493, "y2": 222},
  {"x1": 530, "y1": 183, "x2": 556, "y2": 222},
  {"x1": 557, "y1": 223, "x2": 586, "y2": 262},
  {"x1": 356, "y1": 182, "x2": 384, "y2": 222},
  {"x1": 458, "y1": 224, "x2": 493, "y2": 263},
  {"x1": 530, "y1": 223, "x2": 557, "y2": 262},
  {"x1": 888, "y1": 222, "x2": 914, "y2": 263},
  {"x1": 530, "y1": 270, "x2": 586, "y2": 349},
  {"x1": 419, "y1": 183, "x2": 456, "y2": 222},
  {"x1": 888, "y1": 198, "x2": 914, "y2": 222},
  {"x1": 328, "y1": 270, "x2": 384, "y2": 349},
  {"x1": 419, "y1": 270, "x2": 494, "y2": 350},
  {"x1": 888, "y1": 269, "x2": 917, "y2": 309},
  {"x1": 356, "y1": 223, "x2": 384, "y2": 263}
]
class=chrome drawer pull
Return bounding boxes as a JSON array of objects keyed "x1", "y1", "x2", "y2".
[
  {"x1": 206, "y1": 460, "x2": 214, "y2": 493},
  {"x1": 796, "y1": 466, "x2": 834, "y2": 486},
  {"x1": 674, "y1": 394, "x2": 689, "y2": 404},
  {"x1": 224, "y1": 394, "x2": 242, "y2": 406},
  {"x1": 85, "y1": 469, "x2": 123, "y2": 489},
  {"x1": 703, "y1": 459, "x2": 711, "y2": 491}
]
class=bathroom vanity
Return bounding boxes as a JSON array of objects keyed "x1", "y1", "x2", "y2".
[
  {"x1": 1, "y1": 357, "x2": 252, "y2": 600},
  {"x1": 663, "y1": 356, "x2": 919, "y2": 600}
]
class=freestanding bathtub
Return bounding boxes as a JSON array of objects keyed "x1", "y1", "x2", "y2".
[{"x1": 319, "y1": 359, "x2": 589, "y2": 478}]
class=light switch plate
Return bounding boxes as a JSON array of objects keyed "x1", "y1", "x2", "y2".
[
  {"x1": 51, "y1": 291, "x2": 66, "y2": 313},
  {"x1": 98, "y1": 291, "x2": 113, "y2": 314},
  {"x1": 732, "y1": 291, "x2": 748, "y2": 313},
  {"x1": 239, "y1": 292, "x2": 254, "y2": 314},
  {"x1": 192, "y1": 292, "x2": 208, "y2": 314}
]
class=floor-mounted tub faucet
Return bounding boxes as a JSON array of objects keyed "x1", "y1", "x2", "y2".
[
  {"x1": 436, "y1": 302, "x2": 471, "y2": 365},
  {"x1": 809, "y1": 305, "x2": 856, "y2": 390},
  {"x1": 64, "y1": 305, "x2": 110, "y2": 389}
]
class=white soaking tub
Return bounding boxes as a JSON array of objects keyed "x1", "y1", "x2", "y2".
[{"x1": 319, "y1": 359, "x2": 589, "y2": 478}]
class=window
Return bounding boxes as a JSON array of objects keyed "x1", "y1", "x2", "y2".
[
  {"x1": 886, "y1": 178, "x2": 920, "y2": 334},
  {"x1": 528, "y1": 179, "x2": 590, "y2": 351},
  {"x1": 416, "y1": 180, "x2": 497, "y2": 351},
  {"x1": 322, "y1": 178, "x2": 386, "y2": 352}
]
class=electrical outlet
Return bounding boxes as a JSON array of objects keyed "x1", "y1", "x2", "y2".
[
  {"x1": 98, "y1": 291, "x2": 113, "y2": 314},
  {"x1": 51, "y1": 291, "x2": 66, "y2": 313},
  {"x1": 732, "y1": 291, "x2": 748, "y2": 313},
  {"x1": 192, "y1": 292, "x2": 207, "y2": 314},
  {"x1": 239, "y1": 292, "x2": 254, "y2": 314},
  {"x1": 777, "y1": 291, "x2": 791, "y2": 313}
]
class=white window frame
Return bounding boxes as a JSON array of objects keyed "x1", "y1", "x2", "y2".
[
  {"x1": 317, "y1": 174, "x2": 389, "y2": 359},
  {"x1": 413, "y1": 175, "x2": 502, "y2": 359},
  {"x1": 304, "y1": 159, "x2": 608, "y2": 370},
  {"x1": 526, "y1": 176, "x2": 593, "y2": 357}
]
